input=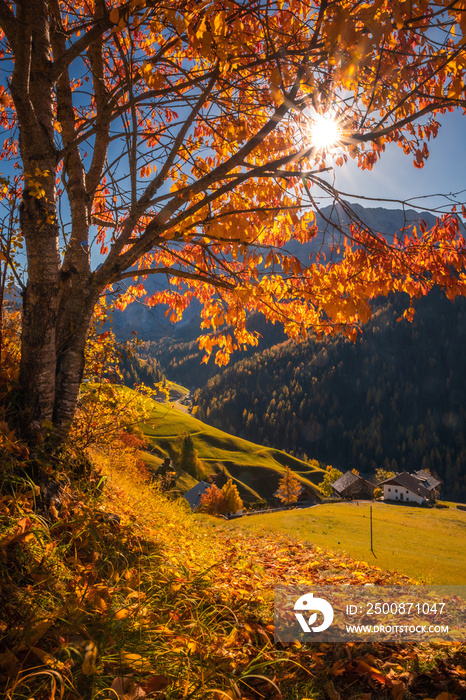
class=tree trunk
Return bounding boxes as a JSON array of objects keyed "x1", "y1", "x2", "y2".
[
  {"x1": 53, "y1": 276, "x2": 99, "y2": 436},
  {"x1": 19, "y1": 256, "x2": 98, "y2": 441},
  {"x1": 8, "y1": 0, "x2": 98, "y2": 442},
  {"x1": 15, "y1": 134, "x2": 62, "y2": 431},
  {"x1": 19, "y1": 274, "x2": 60, "y2": 427}
]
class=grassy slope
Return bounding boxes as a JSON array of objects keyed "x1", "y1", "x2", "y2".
[
  {"x1": 165, "y1": 380, "x2": 190, "y2": 398},
  {"x1": 138, "y1": 395, "x2": 325, "y2": 501},
  {"x1": 223, "y1": 501, "x2": 466, "y2": 585},
  {"x1": 2, "y1": 448, "x2": 466, "y2": 700}
]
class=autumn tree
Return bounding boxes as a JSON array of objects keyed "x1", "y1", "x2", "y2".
[
  {"x1": 320, "y1": 466, "x2": 344, "y2": 498},
  {"x1": 199, "y1": 484, "x2": 225, "y2": 515},
  {"x1": 275, "y1": 466, "x2": 302, "y2": 506},
  {"x1": 375, "y1": 467, "x2": 396, "y2": 483},
  {"x1": 2, "y1": 1, "x2": 466, "y2": 441},
  {"x1": 222, "y1": 478, "x2": 243, "y2": 514}
]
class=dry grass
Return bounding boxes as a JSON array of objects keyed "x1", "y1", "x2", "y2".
[{"x1": 1, "y1": 446, "x2": 465, "y2": 700}]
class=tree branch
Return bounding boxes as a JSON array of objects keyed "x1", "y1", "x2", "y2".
[
  {"x1": 49, "y1": 0, "x2": 90, "y2": 274},
  {"x1": 85, "y1": 0, "x2": 110, "y2": 201},
  {"x1": 349, "y1": 100, "x2": 458, "y2": 144},
  {"x1": 56, "y1": 69, "x2": 216, "y2": 162},
  {"x1": 97, "y1": 69, "x2": 221, "y2": 280},
  {"x1": 113, "y1": 266, "x2": 236, "y2": 290},
  {"x1": 0, "y1": 0, "x2": 18, "y2": 49},
  {"x1": 51, "y1": 18, "x2": 110, "y2": 82},
  {"x1": 106, "y1": 64, "x2": 310, "y2": 277}
]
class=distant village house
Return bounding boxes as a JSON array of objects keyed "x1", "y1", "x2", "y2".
[
  {"x1": 379, "y1": 470, "x2": 441, "y2": 505},
  {"x1": 182, "y1": 481, "x2": 211, "y2": 511},
  {"x1": 332, "y1": 471, "x2": 375, "y2": 500}
]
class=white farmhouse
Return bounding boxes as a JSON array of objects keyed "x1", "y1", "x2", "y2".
[{"x1": 380, "y1": 472, "x2": 434, "y2": 505}]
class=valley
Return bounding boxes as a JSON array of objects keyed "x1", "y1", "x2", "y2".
[
  {"x1": 112, "y1": 204, "x2": 466, "y2": 503},
  {"x1": 134, "y1": 389, "x2": 466, "y2": 585},
  {"x1": 136, "y1": 391, "x2": 325, "y2": 501}
]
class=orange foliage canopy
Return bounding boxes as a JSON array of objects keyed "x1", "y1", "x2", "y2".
[{"x1": 1, "y1": 0, "x2": 466, "y2": 376}]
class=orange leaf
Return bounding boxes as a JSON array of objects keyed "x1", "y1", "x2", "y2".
[
  {"x1": 331, "y1": 659, "x2": 346, "y2": 676},
  {"x1": 356, "y1": 659, "x2": 390, "y2": 685}
]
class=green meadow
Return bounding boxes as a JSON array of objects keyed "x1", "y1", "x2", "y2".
[
  {"x1": 131, "y1": 389, "x2": 465, "y2": 584},
  {"x1": 222, "y1": 501, "x2": 466, "y2": 584},
  {"x1": 139, "y1": 395, "x2": 325, "y2": 500}
]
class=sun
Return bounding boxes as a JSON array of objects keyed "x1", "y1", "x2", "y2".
[{"x1": 310, "y1": 112, "x2": 342, "y2": 150}]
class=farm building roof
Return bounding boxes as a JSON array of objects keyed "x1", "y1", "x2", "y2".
[
  {"x1": 412, "y1": 469, "x2": 442, "y2": 491},
  {"x1": 380, "y1": 472, "x2": 431, "y2": 498},
  {"x1": 182, "y1": 481, "x2": 211, "y2": 511},
  {"x1": 332, "y1": 470, "x2": 365, "y2": 494}
]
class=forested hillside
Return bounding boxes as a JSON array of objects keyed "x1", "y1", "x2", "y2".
[
  {"x1": 138, "y1": 312, "x2": 287, "y2": 388},
  {"x1": 118, "y1": 346, "x2": 166, "y2": 389},
  {"x1": 195, "y1": 289, "x2": 466, "y2": 500}
]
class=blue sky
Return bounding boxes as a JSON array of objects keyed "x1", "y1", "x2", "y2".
[{"x1": 329, "y1": 109, "x2": 466, "y2": 214}]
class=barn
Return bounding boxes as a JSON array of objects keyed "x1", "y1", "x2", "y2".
[{"x1": 331, "y1": 471, "x2": 375, "y2": 500}]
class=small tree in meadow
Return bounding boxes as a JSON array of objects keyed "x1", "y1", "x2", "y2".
[
  {"x1": 275, "y1": 467, "x2": 302, "y2": 506},
  {"x1": 179, "y1": 434, "x2": 206, "y2": 480},
  {"x1": 222, "y1": 479, "x2": 243, "y2": 515},
  {"x1": 320, "y1": 466, "x2": 344, "y2": 497},
  {"x1": 199, "y1": 484, "x2": 226, "y2": 516}
]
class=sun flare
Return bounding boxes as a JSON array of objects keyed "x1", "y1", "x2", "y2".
[{"x1": 310, "y1": 113, "x2": 341, "y2": 150}]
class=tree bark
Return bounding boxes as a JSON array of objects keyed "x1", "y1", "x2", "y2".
[
  {"x1": 53, "y1": 276, "x2": 98, "y2": 436},
  {"x1": 9, "y1": 0, "x2": 60, "y2": 430},
  {"x1": 7, "y1": 0, "x2": 97, "y2": 440}
]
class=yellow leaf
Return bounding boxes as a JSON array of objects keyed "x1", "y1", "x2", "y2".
[
  {"x1": 94, "y1": 595, "x2": 108, "y2": 612},
  {"x1": 195, "y1": 18, "x2": 207, "y2": 40},
  {"x1": 213, "y1": 691, "x2": 235, "y2": 700},
  {"x1": 120, "y1": 651, "x2": 151, "y2": 671},
  {"x1": 269, "y1": 67, "x2": 282, "y2": 103},
  {"x1": 24, "y1": 611, "x2": 66, "y2": 647},
  {"x1": 49, "y1": 504, "x2": 59, "y2": 520},
  {"x1": 82, "y1": 641, "x2": 98, "y2": 675},
  {"x1": 213, "y1": 13, "x2": 225, "y2": 36},
  {"x1": 30, "y1": 646, "x2": 65, "y2": 671}
]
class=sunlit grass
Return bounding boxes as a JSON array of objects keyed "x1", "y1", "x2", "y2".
[
  {"x1": 132, "y1": 390, "x2": 325, "y2": 500},
  {"x1": 225, "y1": 501, "x2": 466, "y2": 584},
  {"x1": 2, "y1": 446, "x2": 464, "y2": 700}
]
